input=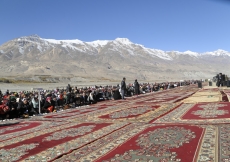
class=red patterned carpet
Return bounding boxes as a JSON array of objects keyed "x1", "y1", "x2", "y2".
[
  {"x1": 182, "y1": 102, "x2": 230, "y2": 119},
  {"x1": 55, "y1": 123, "x2": 204, "y2": 162},
  {"x1": 55, "y1": 123, "x2": 230, "y2": 162},
  {"x1": 2, "y1": 84, "x2": 230, "y2": 162},
  {"x1": 98, "y1": 105, "x2": 160, "y2": 119},
  {"x1": 0, "y1": 121, "x2": 128, "y2": 161},
  {"x1": 153, "y1": 102, "x2": 230, "y2": 124}
]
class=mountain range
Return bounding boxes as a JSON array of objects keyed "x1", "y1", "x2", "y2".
[{"x1": 0, "y1": 35, "x2": 229, "y2": 83}]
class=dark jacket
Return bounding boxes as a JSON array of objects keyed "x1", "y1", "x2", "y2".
[
  {"x1": 74, "y1": 96, "x2": 81, "y2": 105},
  {"x1": 67, "y1": 84, "x2": 72, "y2": 92},
  {"x1": 43, "y1": 100, "x2": 55, "y2": 109},
  {"x1": 17, "y1": 101, "x2": 32, "y2": 114},
  {"x1": 7, "y1": 99, "x2": 18, "y2": 111},
  {"x1": 121, "y1": 80, "x2": 126, "y2": 90},
  {"x1": 134, "y1": 81, "x2": 140, "y2": 95},
  {"x1": 113, "y1": 89, "x2": 121, "y2": 100},
  {"x1": 81, "y1": 95, "x2": 89, "y2": 105}
]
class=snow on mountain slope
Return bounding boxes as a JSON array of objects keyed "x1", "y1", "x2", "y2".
[
  {"x1": 86, "y1": 40, "x2": 110, "y2": 47},
  {"x1": 1, "y1": 35, "x2": 230, "y2": 61},
  {"x1": 42, "y1": 38, "x2": 85, "y2": 45},
  {"x1": 183, "y1": 51, "x2": 200, "y2": 57},
  {"x1": 202, "y1": 49, "x2": 230, "y2": 56},
  {"x1": 169, "y1": 50, "x2": 200, "y2": 58},
  {"x1": 143, "y1": 48, "x2": 172, "y2": 60},
  {"x1": 114, "y1": 38, "x2": 133, "y2": 45}
]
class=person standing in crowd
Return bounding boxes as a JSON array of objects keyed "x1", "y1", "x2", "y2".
[
  {"x1": 217, "y1": 73, "x2": 223, "y2": 87},
  {"x1": 66, "y1": 90, "x2": 71, "y2": 104},
  {"x1": 121, "y1": 77, "x2": 126, "y2": 100},
  {"x1": 67, "y1": 84, "x2": 72, "y2": 93},
  {"x1": 134, "y1": 79, "x2": 140, "y2": 97}
]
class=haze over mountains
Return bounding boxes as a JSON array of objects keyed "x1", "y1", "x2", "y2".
[{"x1": 0, "y1": 35, "x2": 229, "y2": 83}]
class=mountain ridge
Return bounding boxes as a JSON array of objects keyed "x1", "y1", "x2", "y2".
[
  {"x1": 1, "y1": 35, "x2": 230, "y2": 58},
  {"x1": 0, "y1": 35, "x2": 229, "y2": 83}
]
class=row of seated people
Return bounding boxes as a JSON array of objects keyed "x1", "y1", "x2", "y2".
[
  {"x1": 0, "y1": 80, "x2": 196, "y2": 120},
  {"x1": 0, "y1": 89, "x2": 123, "y2": 120}
]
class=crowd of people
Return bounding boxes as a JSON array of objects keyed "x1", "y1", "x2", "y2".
[{"x1": 0, "y1": 79, "x2": 196, "y2": 120}]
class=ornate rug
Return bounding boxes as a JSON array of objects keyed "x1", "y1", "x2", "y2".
[
  {"x1": 135, "y1": 89, "x2": 196, "y2": 105},
  {"x1": 153, "y1": 102, "x2": 230, "y2": 124},
  {"x1": 43, "y1": 105, "x2": 110, "y2": 119},
  {"x1": 0, "y1": 122, "x2": 129, "y2": 162},
  {"x1": 99, "y1": 105, "x2": 160, "y2": 119},
  {"x1": 0, "y1": 121, "x2": 69, "y2": 142},
  {"x1": 54, "y1": 123, "x2": 227, "y2": 162},
  {"x1": 69, "y1": 103, "x2": 181, "y2": 123},
  {"x1": 28, "y1": 104, "x2": 120, "y2": 122}
]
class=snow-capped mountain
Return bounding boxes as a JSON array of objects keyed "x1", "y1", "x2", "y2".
[
  {"x1": 202, "y1": 49, "x2": 230, "y2": 57},
  {"x1": 0, "y1": 34, "x2": 229, "y2": 82}
]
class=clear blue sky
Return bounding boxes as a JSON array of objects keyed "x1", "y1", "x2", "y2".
[{"x1": 1, "y1": 0, "x2": 230, "y2": 52}]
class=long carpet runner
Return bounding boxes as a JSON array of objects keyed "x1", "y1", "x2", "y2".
[{"x1": 1, "y1": 84, "x2": 230, "y2": 162}]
